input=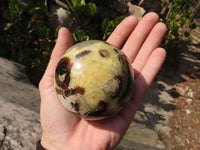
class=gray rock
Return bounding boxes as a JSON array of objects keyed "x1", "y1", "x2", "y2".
[
  {"x1": 127, "y1": 2, "x2": 146, "y2": 20},
  {"x1": 48, "y1": 1, "x2": 73, "y2": 32},
  {"x1": 108, "y1": 0, "x2": 127, "y2": 14},
  {"x1": 0, "y1": 57, "x2": 41, "y2": 113},
  {"x1": 138, "y1": 0, "x2": 162, "y2": 13},
  {"x1": 122, "y1": 80, "x2": 174, "y2": 149},
  {"x1": 0, "y1": 57, "x2": 41, "y2": 149},
  {"x1": 124, "y1": 122, "x2": 161, "y2": 147},
  {"x1": 0, "y1": 101, "x2": 41, "y2": 150}
]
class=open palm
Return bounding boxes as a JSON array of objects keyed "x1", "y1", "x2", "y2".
[{"x1": 39, "y1": 12, "x2": 167, "y2": 150}]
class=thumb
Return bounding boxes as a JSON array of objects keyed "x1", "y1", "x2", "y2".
[
  {"x1": 42, "y1": 27, "x2": 73, "y2": 83},
  {"x1": 39, "y1": 28, "x2": 81, "y2": 137}
]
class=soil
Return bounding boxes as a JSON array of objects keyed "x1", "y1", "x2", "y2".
[{"x1": 162, "y1": 72, "x2": 200, "y2": 149}]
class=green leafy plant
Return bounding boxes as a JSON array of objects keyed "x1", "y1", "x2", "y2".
[
  {"x1": 63, "y1": 0, "x2": 125, "y2": 43},
  {"x1": 0, "y1": 0, "x2": 125, "y2": 84},
  {"x1": 160, "y1": 0, "x2": 197, "y2": 46},
  {"x1": 0, "y1": 0, "x2": 55, "y2": 84}
]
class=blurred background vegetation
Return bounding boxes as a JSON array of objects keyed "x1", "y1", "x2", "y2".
[{"x1": 0, "y1": 0, "x2": 198, "y2": 85}]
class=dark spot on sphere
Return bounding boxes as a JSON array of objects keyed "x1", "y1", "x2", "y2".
[
  {"x1": 99, "y1": 49, "x2": 109, "y2": 57},
  {"x1": 113, "y1": 48, "x2": 128, "y2": 64},
  {"x1": 55, "y1": 87, "x2": 63, "y2": 95},
  {"x1": 64, "y1": 89, "x2": 71, "y2": 97},
  {"x1": 84, "y1": 101, "x2": 108, "y2": 117},
  {"x1": 114, "y1": 49, "x2": 129, "y2": 65},
  {"x1": 55, "y1": 57, "x2": 72, "y2": 89},
  {"x1": 117, "y1": 54, "x2": 127, "y2": 65},
  {"x1": 96, "y1": 101, "x2": 108, "y2": 113},
  {"x1": 118, "y1": 70, "x2": 133, "y2": 105},
  {"x1": 76, "y1": 50, "x2": 92, "y2": 59},
  {"x1": 64, "y1": 86, "x2": 85, "y2": 97},
  {"x1": 103, "y1": 75, "x2": 122, "y2": 98},
  {"x1": 71, "y1": 102, "x2": 80, "y2": 112}
]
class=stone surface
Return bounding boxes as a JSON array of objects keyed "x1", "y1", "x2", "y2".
[
  {"x1": 0, "y1": 57, "x2": 40, "y2": 113},
  {"x1": 0, "y1": 101, "x2": 41, "y2": 150},
  {"x1": 117, "y1": 139, "x2": 165, "y2": 150},
  {"x1": 127, "y1": 2, "x2": 146, "y2": 20},
  {"x1": 0, "y1": 57, "x2": 41, "y2": 149},
  {"x1": 122, "y1": 80, "x2": 174, "y2": 149},
  {"x1": 55, "y1": 40, "x2": 133, "y2": 119},
  {"x1": 138, "y1": 0, "x2": 162, "y2": 13},
  {"x1": 108, "y1": 0, "x2": 127, "y2": 14},
  {"x1": 48, "y1": 1, "x2": 72, "y2": 32}
]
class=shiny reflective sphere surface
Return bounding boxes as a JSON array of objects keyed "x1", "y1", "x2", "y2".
[{"x1": 54, "y1": 40, "x2": 134, "y2": 120}]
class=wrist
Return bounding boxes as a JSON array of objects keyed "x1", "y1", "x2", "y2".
[{"x1": 40, "y1": 133, "x2": 67, "y2": 150}]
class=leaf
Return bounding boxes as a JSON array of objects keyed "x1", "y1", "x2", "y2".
[
  {"x1": 77, "y1": 29, "x2": 86, "y2": 37},
  {"x1": 186, "y1": 37, "x2": 193, "y2": 42},
  {"x1": 76, "y1": 29, "x2": 89, "y2": 41},
  {"x1": 169, "y1": 11, "x2": 176, "y2": 21},
  {"x1": 72, "y1": 0, "x2": 81, "y2": 7},
  {"x1": 87, "y1": 3, "x2": 97, "y2": 15},
  {"x1": 72, "y1": 33, "x2": 78, "y2": 43},
  {"x1": 179, "y1": 17, "x2": 187, "y2": 26},
  {"x1": 55, "y1": 26, "x2": 63, "y2": 38},
  {"x1": 183, "y1": 9, "x2": 191, "y2": 18},
  {"x1": 115, "y1": 16, "x2": 126, "y2": 25},
  {"x1": 173, "y1": 5, "x2": 180, "y2": 13},
  {"x1": 167, "y1": 34, "x2": 175, "y2": 40},
  {"x1": 4, "y1": 23, "x2": 13, "y2": 31},
  {"x1": 102, "y1": 17, "x2": 114, "y2": 31},
  {"x1": 81, "y1": 0, "x2": 86, "y2": 5}
]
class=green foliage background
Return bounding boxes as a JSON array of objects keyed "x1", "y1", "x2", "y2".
[
  {"x1": 0, "y1": 0, "x2": 124, "y2": 84},
  {"x1": 0, "y1": 0, "x2": 54, "y2": 84},
  {"x1": 160, "y1": 0, "x2": 197, "y2": 46},
  {"x1": 0, "y1": 0, "x2": 197, "y2": 85}
]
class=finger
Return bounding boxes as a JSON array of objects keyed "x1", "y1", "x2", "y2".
[
  {"x1": 132, "y1": 22, "x2": 167, "y2": 76},
  {"x1": 121, "y1": 48, "x2": 166, "y2": 122},
  {"x1": 43, "y1": 27, "x2": 73, "y2": 81},
  {"x1": 139, "y1": 47, "x2": 166, "y2": 85},
  {"x1": 107, "y1": 16, "x2": 138, "y2": 48},
  {"x1": 122, "y1": 12, "x2": 159, "y2": 62}
]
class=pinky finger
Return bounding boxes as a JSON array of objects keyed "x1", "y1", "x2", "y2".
[
  {"x1": 122, "y1": 48, "x2": 166, "y2": 120},
  {"x1": 139, "y1": 47, "x2": 166, "y2": 86}
]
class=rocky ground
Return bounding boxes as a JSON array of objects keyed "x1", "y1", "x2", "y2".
[
  {"x1": 160, "y1": 14, "x2": 200, "y2": 149},
  {"x1": 162, "y1": 72, "x2": 200, "y2": 149},
  {"x1": 0, "y1": 58, "x2": 41, "y2": 150}
]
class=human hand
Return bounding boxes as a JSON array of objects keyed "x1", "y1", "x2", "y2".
[{"x1": 39, "y1": 12, "x2": 167, "y2": 150}]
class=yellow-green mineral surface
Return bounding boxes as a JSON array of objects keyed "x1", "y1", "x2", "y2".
[{"x1": 55, "y1": 40, "x2": 134, "y2": 120}]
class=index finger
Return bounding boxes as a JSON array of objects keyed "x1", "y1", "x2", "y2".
[{"x1": 106, "y1": 16, "x2": 138, "y2": 48}]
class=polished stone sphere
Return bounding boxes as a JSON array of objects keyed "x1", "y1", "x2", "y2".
[{"x1": 54, "y1": 40, "x2": 134, "y2": 120}]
